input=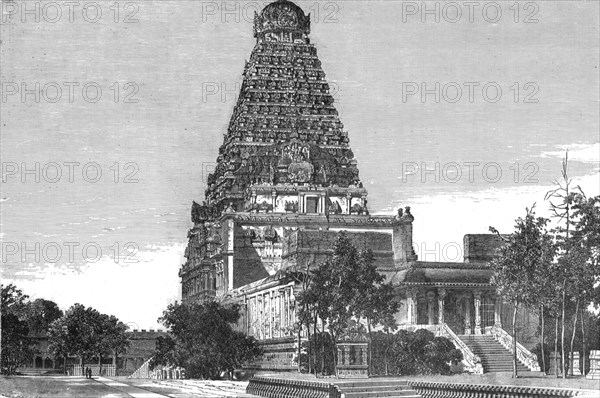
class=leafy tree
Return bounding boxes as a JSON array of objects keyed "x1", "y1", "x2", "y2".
[
  {"x1": 48, "y1": 304, "x2": 129, "y2": 375},
  {"x1": 490, "y1": 206, "x2": 555, "y2": 378},
  {"x1": 1, "y1": 284, "x2": 29, "y2": 316},
  {"x1": 154, "y1": 301, "x2": 262, "y2": 379},
  {"x1": 150, "y1": 335, "x2": 177, "y2": 370},
  {"x1": 298, "y1": 231, "x2": 398, "y2": 376},
  {"x1": 24, "y1": 299, "x2": 63, "y2": 336},
  {"x1": 353, "y1": 249, "x2": 399, "y2": 374},
  {"x1": 571, "y1": 192, "x2": 600, "y2": 376},
  {"x1": 1, "y1": 284, "x2": 35, "y2": 374},
  {"x1": 96, "y1": 314, "x2": 130, "y2": 375},
  {"x1": 545, "y1": 153, "x2": 600, "y2": 377},
  {"x1": 48, "y1": 304, "x2": 98, "y2": 375},
  {"x1": 1, "y1": 313, "x2": 36, "y2": 374}
]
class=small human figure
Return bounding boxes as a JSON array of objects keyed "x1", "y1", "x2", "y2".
[{"x1": 85, "y1": 367, "x2": 90, "y2": 379}]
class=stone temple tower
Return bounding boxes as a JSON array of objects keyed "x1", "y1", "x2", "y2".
[
  {"x1": 180, "y1": 0, "x2": 416, "y2": 306},
  {"x1": 179, "y1": 1, "x2": 540, "y2": 376}
]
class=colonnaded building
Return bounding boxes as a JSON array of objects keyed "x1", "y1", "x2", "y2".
[{"x1": 179, "y1": 0, "x2": 541, "y2": 376}]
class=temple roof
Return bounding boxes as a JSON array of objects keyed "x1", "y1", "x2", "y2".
[
  {"x1": 254, "y1": 0, "x2": 311, "y2": 38},
  {"x1": 204, "y1": 0, "x2": 362, "y2": 214},
  {"x1": 392, "y1": 261, "x2": 493, "y2": 286}
]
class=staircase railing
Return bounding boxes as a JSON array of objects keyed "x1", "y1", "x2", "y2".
[
  {"x1": 437, "y1": 323, "x2": 483, "y2": 374},
  {"x1": 128, "y1": 357, "x2": 152, "y2": 379},
  {"x1": 490, "y1": 325, "x2": 541, "y2": 371}
]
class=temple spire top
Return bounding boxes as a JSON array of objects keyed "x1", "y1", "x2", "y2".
[{"x1": 254, "y1": 0, "x2": 310, "y2": 41}]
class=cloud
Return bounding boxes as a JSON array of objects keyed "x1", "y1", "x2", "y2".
[
  {"x1": 539, "y1": 143, "x2": 600, "y2": 164},
  {"x1": 397, "y1": 173, "x2": 600, "y2": 263},
  {"x1": 4, "y1": 243, "x2": 185, "y2": 329}
]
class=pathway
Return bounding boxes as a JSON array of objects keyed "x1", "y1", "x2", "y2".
[{"x1": 95, "y1": 377, "x2": 259, "y2": 398}]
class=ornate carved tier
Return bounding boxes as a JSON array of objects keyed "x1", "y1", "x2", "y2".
[{"x1": 204, "y1": 19, "x2": 361, "y2": 214}]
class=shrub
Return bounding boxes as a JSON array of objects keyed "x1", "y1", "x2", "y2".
[{"x1": 371, "y1": 329, "x2": 462, "y2": 375}]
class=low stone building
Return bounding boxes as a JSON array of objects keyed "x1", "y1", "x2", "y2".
[{"x1": 22, "y1": 329, "x2": 167, "y2": 376}]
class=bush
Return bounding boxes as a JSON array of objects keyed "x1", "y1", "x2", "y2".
[{"x1": 371, "y1": 329, "x2": 463, "y2": 375}]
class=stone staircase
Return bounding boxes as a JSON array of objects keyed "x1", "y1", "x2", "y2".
[
  {"x1": 334, "y1": 380, "x2": 420, "y2": 398},
  {"x1": 458, "y1": 334, "x2": 531, "y2": 373}
]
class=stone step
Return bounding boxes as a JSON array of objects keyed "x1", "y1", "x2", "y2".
[
  {"x1": 336, "y1": 380, "x2": 409, "y2": 388},
  {"x1": 456, "y1": 335, "x2": 535, "y2": 374},
  {"x1": 345, "y1": 392, "x2": 420, "y2": 398},
  {"x1": 341, "y1": 385, "x2": 413, "y2": 393},
  {"x1": 335, "y1": 380, "x2": 419, "y2": 398}
]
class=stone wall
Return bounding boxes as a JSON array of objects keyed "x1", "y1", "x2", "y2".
[
  {"x1": 120, "y1": 330, "x2": 168, "y2": 375},
  {"x1": 244, "y1": 337, "x2": 300, "y2": 372},
  {"x1": 463, "y1": 234, "x2": 506, "y2": 263}
]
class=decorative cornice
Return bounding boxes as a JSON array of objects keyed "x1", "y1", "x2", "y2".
[
  {"x1": 401, "y1": 282, "x2": 492, "y2": 288},
  {"x1": 219, "y1": 212, "x2": 411, "y2": 227}
]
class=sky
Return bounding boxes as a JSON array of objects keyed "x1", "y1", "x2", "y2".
[{"x1": 1, "y1": 0, "x2": 599, "y2": 329}]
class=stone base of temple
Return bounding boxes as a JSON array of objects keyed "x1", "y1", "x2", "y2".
[{"x1": 243, "y1": 337, "x2": 300, "y2": 372}]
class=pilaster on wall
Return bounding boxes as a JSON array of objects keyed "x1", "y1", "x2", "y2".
[
  {"x1": 226, "y1": 218, "x2": 234, "y2": 291},
  {"x1": 473, "y1": 290, "x2": 482, "y2": 335}
]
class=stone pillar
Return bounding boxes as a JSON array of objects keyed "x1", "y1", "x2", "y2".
[
  {"x1": 258, "y1": 296, "x2": 264, "y2": 339},
  {"x1": 437, "y1": 288, "x2": 447, "y2": 324},
  {"x1": 550, "y1": 352, "x2": 562, "y2": 377},
  {"x1": 473, "y1": 290, "x2": 482, "y2": 334},
  {"x1": 464, "y1": 296, "x2": 472, "y2": 335},
  {"x1": 337, "y1": 346, "x2": 344, "y2": 366},
  {"x1": 494, "y1": 297, "x2": 502, "y2": 327},
  {"x1": 271, "y1": 190, "x2": 277, "y2": 211},
  {"x1": 361, "y1": 346, "x2": 367, "y2": 365},
  {"x1": 267, "y1": 291, "x2": 273, "y2": 339},
  {"x1": 345, "y1": 193, "x2": 352, "y2": 215},
  {"x1": 278, "y1": 292, "x2": 283, "y2": 338},
  {"x1": 427, "y1": 291, "x2": 435, "y2": 325},
  {"x1": 344, "y1": 346, "x2": 350, "y2": 365},
  {"x1": 587, "y1": 350, "x2": 600, "y2": 379},
  {"x1": 570, "y1": 351, "x2": 582, "y2": 376},
  {"x1": 407, "y1": 288, "x2": 418, "y2": 324}
]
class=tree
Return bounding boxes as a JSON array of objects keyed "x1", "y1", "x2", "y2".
[
  {"x1": 48, "y1": 304, "x2": 128, "y2": 376},
  {"x1": 490, "y1": 206, "x2": 555, "y2": 378},
  {"x1": 546, "y1": 153, "x2": 600, "y2": 377},
  {"x1": 150, "y1": 335, "x2": 178, "y2": 370},
  {"x1": 1, "y1": 313, "x2": 36, "y2": 374},
  {"x1": 570, "y1": 192, "x2": 600, "y2": 375},
  {"x1": 353, "y1": 249, "x2": 399, "y2": 375},
  {"x1": 298, "y1": 231, "x2": 398, "y2": 376},
  {"x1": 154, "y1": 301, "x2": 262, "y2": 379},
  {"x1": 1, "y1": 284, "x2": 29, "y2": 316},
  {"x1": 48, "y1": 304, "x2": 97, "y2": 375},
  {"x1": 97, "y1": 314, "x2": 130, "y2": 375},
  {"x1": 24, "y1": 299, "x2": 63, "y2": 336},
  {"x1": 1, "y1": 284, "x2": 34, "y2": 374}
]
